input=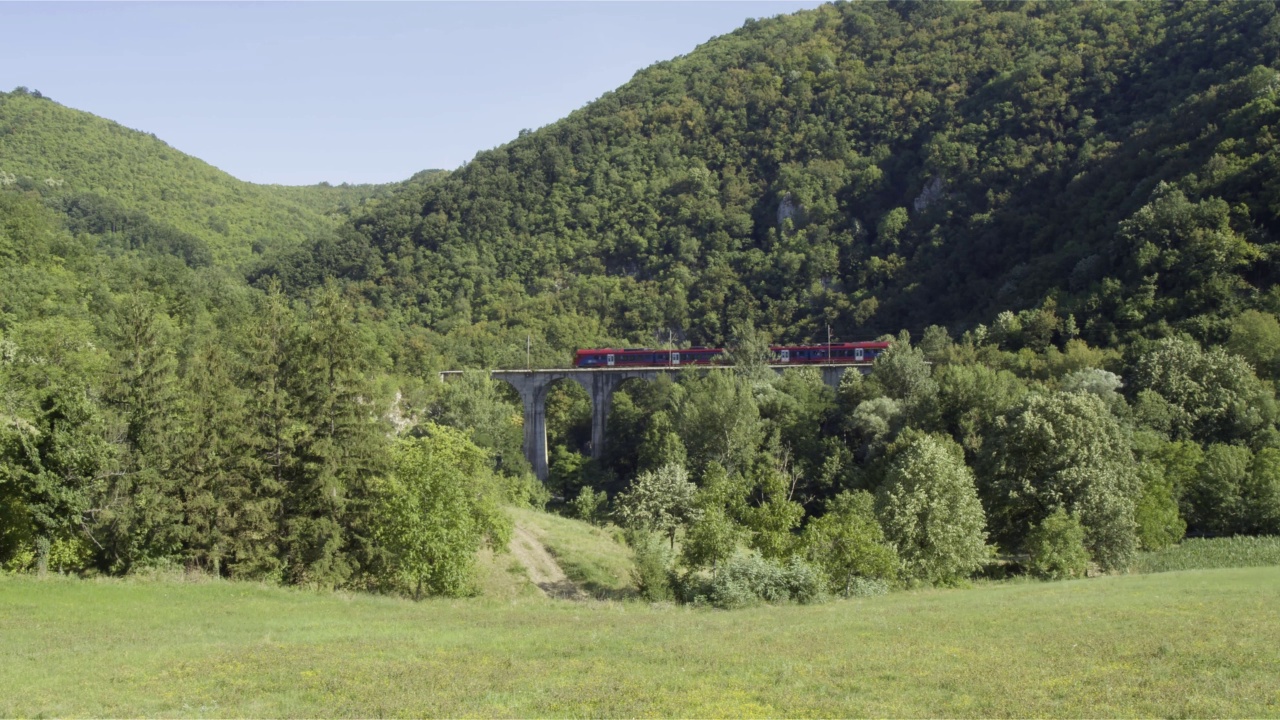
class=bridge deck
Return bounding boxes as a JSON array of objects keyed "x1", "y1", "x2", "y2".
[{"x1": 439, "y1": 363, "x2": 873, "y2": 377}]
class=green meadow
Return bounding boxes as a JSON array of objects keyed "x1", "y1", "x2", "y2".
[{"x1": 3, "y1": 565, "x2": 1278, "y2": 718}]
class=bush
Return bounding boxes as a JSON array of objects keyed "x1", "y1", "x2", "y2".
[
  {"x1": 504, "y1": 472, "x2": 550, "y2": 511},
  {"x1": 570, "y1": 487, "x2": 607, "y2": 525},
  {"x1": 1024, "y1": 509, "x2": 1090, "y2": 580},
  {"x1": 628, "y1": 531, "x2": 674, "y2": 602},
  {"x1": 707, "y1": 550, "x2": 828, "y2": 609},
  {"x1": 846, "y1": 576, "x2": 890, "y2": 597},
  {"x1": 782, "y1": 556, "x2": 829, "y2": 605},
  {"x1": 802, "y1": 490, "x2": 898, "y2": 596}
]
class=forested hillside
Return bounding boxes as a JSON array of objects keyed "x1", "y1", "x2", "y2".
[
  {"x1": 0, "y1": 88, "x2": 395, "y2": 264},
  {"x1": 264, "y1": 0, "x2": 1280, "y2": 359},
  {"x1": 4, "y1": 1, "x2": 1280, "y2": 600}
]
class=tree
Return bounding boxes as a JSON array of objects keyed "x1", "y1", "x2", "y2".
[
  {"x1": 239, "y1": 280, "x2": 300, "y2": 580},
  {"x1": 875, "y1": 433, "x2": 988, "y2": 585},
  {"x1": 374, "y1": 424, "x2": 511, "y2": 599},
  {"x1": 97, "y1": 294, "x2": 184, "y2": 573},
  {"x1": 283, "y1": 283, "x2": 390, "y2": 587},
  {"x1": 678, "y1": 462, "x2": 745, "y2": 575},
  {"x1": 1133, "y1": 463, "x2": 1187, "y2": 551},
  {"x1": 1024, "y1": 509, "x2": 1089, "y2": 580},
  {"x1": 614, "y1": 463, "x2": 699, "y2": 548},
  {"x1": 737, "y1": 444, "x2": 807, "y2": 560},
  {"x1": 1130, "y1": 337, "x2": 1275, "y2": 446},
  {"x1": 803, "y1": 491, "x2": 898, "y2": 595},
  {"x1": 433, "y1": 370, "x2": 530, "y2": 479},
  {"x1": 1226, "y1": 310, "x2": 1280, "y2": 381},
  {"x1": 981, "y1": 392, "x2": 1141, "y2": 571},
  {"x1": 675, "y1": 369, "x2": 763, "y2": 478},
  {"x1": 1187, "y1": 445, "x2": 1280, "y2": 536},
  {"x1": 635, "y1": 410, "x2": 687, "y2": 475},
  {"x1": 174, "y1": 337, "x2": 258, "y2": 577},
  {"x1": 933, "y1": 362, "x2": 1027, "y2": 456},
  {"x1": 724, "y1": 319, "x2": 774, "y2": 385},
  {"x1": 867, "y1": 332, "x2": 938, "y2": 425}
]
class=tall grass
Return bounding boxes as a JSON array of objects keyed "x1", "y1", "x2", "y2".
[{"x1": 1132, "y1": 535, "x2": 1280, "y2": 574}]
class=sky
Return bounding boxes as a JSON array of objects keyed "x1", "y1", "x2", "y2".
[{"x1": 2, "y1": 1, "x2": 824, "y2": 186}]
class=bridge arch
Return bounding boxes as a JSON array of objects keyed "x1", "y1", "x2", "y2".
[{"x1": 462, "y1": 364, "x2": 870, "y2": 482}]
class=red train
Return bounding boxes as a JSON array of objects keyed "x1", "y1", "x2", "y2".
[{"x1": 573, "y1": 341, "x2": 890, "y2": 368}]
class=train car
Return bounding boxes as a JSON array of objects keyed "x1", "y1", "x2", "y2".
[
  {"x1": 770, "y1": 341, "x2": 890, "y2": 364},
  {"x1": 574, "y1": 347, "x2": 725, "y2": 368},
  {"x1": 574, "y1": 341, "x2": 888, "y2": 368}
]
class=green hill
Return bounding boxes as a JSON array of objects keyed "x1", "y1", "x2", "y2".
[
  {"x1": 263, "y1": 0, "x2": 1280, "y2": 356},
  {"x1": 0, "y1": 88, "x2": 394, "y2": 264}
]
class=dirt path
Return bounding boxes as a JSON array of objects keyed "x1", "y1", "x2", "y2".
[{"x1": 508, "y1": 524, "x2": 588, "y2": 600}]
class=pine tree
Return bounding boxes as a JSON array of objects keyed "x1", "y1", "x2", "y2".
[
  {"x1": 283, "y1": 283, "x2": 390, "y2": 587},
  {"x1": 97, "y1": 294, "x2": 184, "y2": 573},
  {"x1": 175, "y1": 334, "x2": 265, "y2": 577},
  {"x1": 240, "y1": 280, "x2": 300, "y2": 581}
]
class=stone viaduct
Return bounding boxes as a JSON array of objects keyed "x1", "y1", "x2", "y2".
[{"x1": 441, "y1": 364, "x2": 872, "y2": 481}]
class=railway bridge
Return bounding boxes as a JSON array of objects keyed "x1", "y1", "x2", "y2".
[{"x1": 440, "y1": 364, "x2": 872, "y2": 481}]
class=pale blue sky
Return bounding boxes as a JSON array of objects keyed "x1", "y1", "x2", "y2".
[{"x1": 2, "y1": 2, "x2": 823, "y2": 185}]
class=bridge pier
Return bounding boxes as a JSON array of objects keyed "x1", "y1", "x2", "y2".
[{"x1": 457, "y1": 364, "x2": 872, "y2": 483}]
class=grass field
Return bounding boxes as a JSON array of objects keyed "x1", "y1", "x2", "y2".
[{"x1": 3, "y1": 566, "x2": 1279, "y2": 717}]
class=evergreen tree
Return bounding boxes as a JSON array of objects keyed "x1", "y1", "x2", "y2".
[
  {"x1": 238, "y1": 280, "x2": 306, "y2": 579},
  {"x1": 97, "y1": 295, "x2": 184, "y2": 573},
  {"x1": 283, "y1": 283, "x2": 389, "y2": 587},
  {"x1": 175, "y1": 335, "x2": 262, "y2": 577}
]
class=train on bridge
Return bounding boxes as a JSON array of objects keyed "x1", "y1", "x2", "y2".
[{"x1": 574, "y1": 341, "x2": 890, "y2": 368}]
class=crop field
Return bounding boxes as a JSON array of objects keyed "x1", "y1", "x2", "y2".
[
  {"x1": 3, "y1": 566, "x2": 1279, "y2": 718},
  {"x1": 1130, "y1": 535, "x2": 1280, "y2": 574}
]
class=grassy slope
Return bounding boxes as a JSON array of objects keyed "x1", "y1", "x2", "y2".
[
  {"x1": 0, "y1": 91, "x2": 376, "y2": 263},
  {"x1": 470, "y1": 508, "x2": 634, "y2": 600},
  {"x1": 3, "y1": 568, "x2": 1278, "y2": 717},
  {"x1": 508, "y1": 507, "x2": 636, "y2": 597}
]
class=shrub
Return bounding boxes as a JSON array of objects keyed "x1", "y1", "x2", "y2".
[
  {"x1": 706, "y1": 550, "x2": 827, "y2": 609},
  {"x1": 1024, "y1": 509, "x2": 1090, "y2": 580},
  {"x1": 781, "y1": 556, "x2": 829, "y2": 605},
  {"x1": 570, "y1": 487, "x2": 607, "y2": 525},
  {"x1": 628, "y1": 530, "x2": 674, "y2": 602},
  {"x1": 802, "y1": 490, "x2": 898, "y2": 596},
  {"x1": 709, "y1": 551, "x2": 786, "y2": 609},
  {"x1": 504, "y1": 471, "x2": 550, "y2": 510},
  {"x1": 846, "y1": 576, "x2": 890, "y2": 597}
]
